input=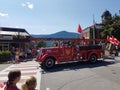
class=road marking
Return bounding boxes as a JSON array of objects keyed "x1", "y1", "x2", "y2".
[
  {"x1": 0, "y1": 61, "x2": 42, "y2": 90},
  {"x1": 36, "y1": 67, "x2": 42, "y2": 90}
]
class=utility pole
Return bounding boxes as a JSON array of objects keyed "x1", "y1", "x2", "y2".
[
  {"x1": 93, "y1": 15, "x2": 96, "y2": 45},
  {"x1": 93, "y1": 15, "x2": 96, "y2": 39}
]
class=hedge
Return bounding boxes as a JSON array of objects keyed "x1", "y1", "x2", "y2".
[{"x1": 0, "y1": 50, "x2": 11, "y2": 62}]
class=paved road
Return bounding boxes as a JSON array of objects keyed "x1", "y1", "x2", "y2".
[
  {"x1": 1, "y1": 56, "x2": 120, "y2": 90},
  {"x1": 40, "y1": 56, "x2": 120, "y2": 90}
]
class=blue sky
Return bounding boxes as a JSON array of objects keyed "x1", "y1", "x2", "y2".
[{"x1": 0, "y1": 0, "x2": 120, "y2": 34}]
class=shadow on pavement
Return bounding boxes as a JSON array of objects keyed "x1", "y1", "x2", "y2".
[{"x1": 42, "y1": 59, "x2": 116, "y2": 74}]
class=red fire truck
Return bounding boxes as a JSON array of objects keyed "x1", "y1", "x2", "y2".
[{"x1": 35, "y1": 38, "x2": 106, "y2": 69}]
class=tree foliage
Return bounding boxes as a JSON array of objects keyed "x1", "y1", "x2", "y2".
[
  {"x1": 101, "y1": 10, "x2": 120, "y2": 40},
  {"x1": 37, "y1": 40, "x2": 46, "y2": 48}
]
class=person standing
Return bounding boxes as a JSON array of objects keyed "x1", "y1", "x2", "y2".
[
  {"x1": 4, "y1": 70, "x2": 21, "y2": 90},
  {"x1": 10, "y1": 47, "x2": 16, "y2": 63},
  {"x1": 15, "y1": 48, "x2": 20, "y2": 63}
]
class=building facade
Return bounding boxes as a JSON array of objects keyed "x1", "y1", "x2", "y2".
[
  {"x1": 0, "y1": 27, "x2": 31, "y2": 51},
  {"x1": 83, "y1": 24, "x2": 103, "y2": 39}
]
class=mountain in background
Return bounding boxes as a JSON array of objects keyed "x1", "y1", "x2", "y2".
[{"x1": 31, "y1": 31, "x2": 80, "y2": 38}]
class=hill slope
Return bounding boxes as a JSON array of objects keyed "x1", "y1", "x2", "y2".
[{"x1": 31, "y1": 31, "x2": 80, "y2": 38}]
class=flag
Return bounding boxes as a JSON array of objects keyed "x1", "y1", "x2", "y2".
[
  {"x1": 111, "y1": 36, "x2": 120, "y2": 45},
  {"x1": 111, "y1": 36, "x2": 115, "y2": 44},
  {"x1": 107, "y1": 35, "x2": 115, "y2": 44},
  {"x1": 107, "y1": 35, "x2": 120, "y2": 46},
  {"x1": 107, "y1": 35, "x2": 110, "y2": 42},
  {"x1": 77, "y1": 24, "x2": 82, "y2": 33},
  {"x1": 77, "y1": 24, "x2": 85, "y2": 39},
  {"x1": 114, "y1": 38, "x2": 119, "y2": 46}
]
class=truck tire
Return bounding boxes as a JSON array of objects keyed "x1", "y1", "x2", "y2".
[
  {"x1": 44, "y1": 58, "x2": 55, "y2": 69},
  {"x1": 89, "y1": 54, "x2": 97, "y2": 63}
]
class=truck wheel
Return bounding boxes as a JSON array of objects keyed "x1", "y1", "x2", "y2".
[
  {"x1": 44, "y1": 58, "x2": 55, "y2": 69},
  {"x1": 89, "y1": 54, "x2": 97, "y2": 63}
]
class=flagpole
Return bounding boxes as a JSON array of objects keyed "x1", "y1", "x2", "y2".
[
  {"x1": 93, "y1": 15, "x2": 96, "y2": 45},
  {"x1": 93, "y1": 15, "x2": 95, "y2": 39}
]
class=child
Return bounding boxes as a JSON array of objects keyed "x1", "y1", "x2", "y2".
[
  {"x1": 21, "y1": 76, "x2": 37, "y2": 90},
  {"x1": 4, "y1": 70, "x2": 21, "y2": 90}
]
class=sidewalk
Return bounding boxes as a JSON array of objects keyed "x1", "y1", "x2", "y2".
[
  {"x1": 0, "y1": 60, "x2": 41, "y2": 90},
  {"x1": 104, "y1": 50, "x2": 120, "y2": 59}
]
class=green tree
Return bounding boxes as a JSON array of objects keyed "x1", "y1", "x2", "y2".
[
  {"x1": 101, "y1": 10, "x2": 113, "y2": 39},
  {"x1": 101, "y1": 10, "x2": 120, "y2": 40},
  {"x1": 101, "y1": 10, "x2": 112, "y2": 25},
  {"x1": 37, "y1": 40, "x2": 46, "y2": 48},
  {"x1": 112, "y1": 14, "x2": 120, "y2": 40}
]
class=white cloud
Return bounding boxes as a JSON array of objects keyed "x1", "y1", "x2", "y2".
[
  {"x1": 27, "y1": 3, "x2": 33, "y2": 9},
  {"x1": 0, "y1": 13, "x2": 8, "y2": 17},
  {"x1": 21, "y1": 2, "x2": 34, "y2": 10}
]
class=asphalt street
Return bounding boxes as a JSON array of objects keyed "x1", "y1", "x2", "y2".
[{"x1": 40, "y1": 55, "x2": 120, "y2": 90}]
